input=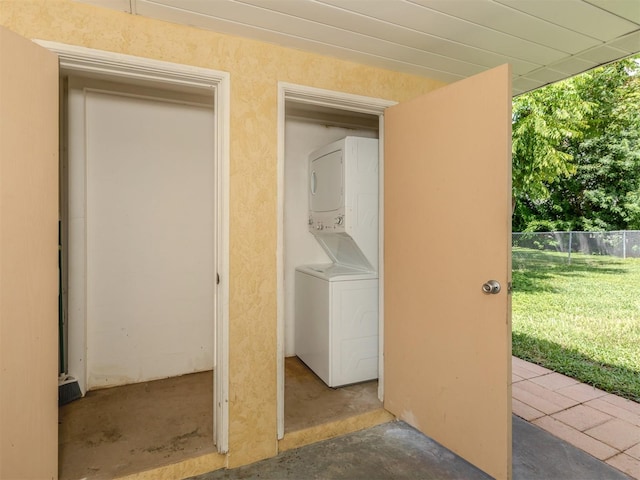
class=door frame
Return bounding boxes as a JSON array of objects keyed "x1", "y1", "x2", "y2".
[
  {"x1": 34, "y1": 40, "x2": 230, "y2": 453},
  {"x1": 276, "y1": 82, "x2": 395, "y2": 439}
]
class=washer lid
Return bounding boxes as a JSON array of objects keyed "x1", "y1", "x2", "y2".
[
  {"x1": 313, "y1": 233, "x2": 374, "y2": 272},
  {"x1": 296, "y1": 263, "x2": 378, "y2": 281}
]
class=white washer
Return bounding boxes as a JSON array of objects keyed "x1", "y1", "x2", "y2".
[{"x1": 295, "y1": 264, "x2": 378, "y2": 387}]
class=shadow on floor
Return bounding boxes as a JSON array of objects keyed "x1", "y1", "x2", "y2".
[{"x1": 189, "y1": 417, "x2": 630, "y2": 480}]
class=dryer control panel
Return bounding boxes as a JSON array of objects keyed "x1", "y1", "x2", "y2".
[{"x1": 308, "y1": 211, "x2": 345, "y2": 233}]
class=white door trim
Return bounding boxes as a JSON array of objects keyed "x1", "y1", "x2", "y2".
[
  {"x1": 276, "y1": 82, "x2": 395, "y2": 439},
  {"x1": 35, "y1": 40, "x2": 230, "y2": 453}
]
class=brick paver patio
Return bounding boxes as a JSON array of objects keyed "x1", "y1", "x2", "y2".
[{"x1": 513, "y1": 356, "x2": 640, "y2": 479}]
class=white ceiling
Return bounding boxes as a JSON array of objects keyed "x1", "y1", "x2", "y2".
[{"x1": 78, "y1": 0, "x2": 640, "y2": 95}]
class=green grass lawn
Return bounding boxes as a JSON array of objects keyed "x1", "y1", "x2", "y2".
[{"x1": 512, "y1": 248, "x2": 640, "y2": 402}]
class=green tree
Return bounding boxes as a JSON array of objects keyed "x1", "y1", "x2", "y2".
[
  {"x1": 512, "y1": 56, "x2": 640, "y2": 232},
  {"x1": 568, "y1": 58, "x2": 640, "y2": 230},
  {"x1": 512, "y1": 80, "x2": 590, "y2": 203}
]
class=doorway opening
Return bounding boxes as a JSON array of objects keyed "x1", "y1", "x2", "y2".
[
  {"x1": 39, "y1": 41, "x2": 230, "y2": 479},
  {"x1": 277, "y1": 84, "x2": 394, "y2": 440},
  {"x1": 59, "y1": 75, "x2": 214, "y2": 479}
]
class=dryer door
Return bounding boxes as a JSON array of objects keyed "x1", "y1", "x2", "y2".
[{"x1": 310, "y1": 148, "x2": 343, "y2": 213}]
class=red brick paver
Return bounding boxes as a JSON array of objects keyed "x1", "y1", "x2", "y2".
[
  {"x1": 627, "y1": 443, "x2": 640, "y2": 460},
  {"x1": 532, "y1": 416, "x2": 619, "y2": 460},
  {"x1": 587, "y1": 397, "x2": 640, "y2": 427},
  {"x1": 512, "y1": 398, "x2": 545, "y2": 421},
  {"x1": 512, "y1": 356, "x2": 640, "y2": 480},
  {"x1": 530, "y1": 371, "x2": 579, "y2": 390},
  {"x1": 585, "y1": 419, "x2": 640, "y2": 451},
  {"x1": 607, "y1": 453, "x2": 640, "y2": 479},
  {"x1": 556, "y1": 382, "x2": 608, "y2": 403},
  {"x1": 552, "y1": 404, "x2": 613, "y2": 431}
]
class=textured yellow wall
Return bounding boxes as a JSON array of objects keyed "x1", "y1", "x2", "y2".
[{"x1": 0, "y1": 0, "x2": 444, "y2": 468}]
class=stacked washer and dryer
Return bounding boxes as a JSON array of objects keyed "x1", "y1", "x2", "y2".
[{"x1": 295, "y1": 136, "x2": 379, "y2": 388}]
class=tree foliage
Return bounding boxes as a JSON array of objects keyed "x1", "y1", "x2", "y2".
[
  {"x1": 513, "y1": 56, "x2": 640, "y2": 232},
  {"x1": 512, "y1": 80, "x2": 589, "y2": 201}
]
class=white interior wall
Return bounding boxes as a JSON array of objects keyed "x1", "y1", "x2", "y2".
[
  {"x1": 69, "y1": 83, "x2": 216, "y2": 389},
  {"x1": 283, "y1": 117, "x2": 377, "y2": 356}
]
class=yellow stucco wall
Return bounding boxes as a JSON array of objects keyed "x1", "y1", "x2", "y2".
[{"x1": 0, "y1": 0, "x2": 444, "y2": 469}]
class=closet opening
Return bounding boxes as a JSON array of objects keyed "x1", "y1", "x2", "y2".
[
  {"x1": 58, "y1": 73, "x2": 218, "y2": 479},
  {"x1": 281, "y1": 99, "x2": 385, "y2": 438}
]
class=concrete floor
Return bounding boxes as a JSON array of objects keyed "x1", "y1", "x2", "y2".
[
  {"x1": 285, "y1": 356, "x2": 381, "y2": 432},
  {"x1": 59, "y1": 357, "x2": 635, "y2": 480},
  {"x1": 189, "y1": 418, "x2": 632, "y2": 480},
  {"x1": 59, "y1": 357, "x2": 381, "y2": 479},
  {"x1": 58, "y1": 371, "x2": 216, "y2": 480}
]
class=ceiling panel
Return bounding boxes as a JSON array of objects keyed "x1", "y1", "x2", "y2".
[
  {"x1": 586, "y1": 0, "x2": 640, "y2": 24},
  {"x1": 512, "y1": 76, "x2": 544, "y2": 92},
  {"x1": 236, "y1": 0, "x2": 541, "y2": 74},
  {"x1": 140, "y1": 1, "x2": 492, "y2": 76},
  {"x1": 496, "y1": 0, "x2": 639, "y2": 40},
  {"x1": 547, "y1": 56, "x2": 600, "y2": 75},
  {"x1": 411, "y1": 0, "x2": 600, "y2": 53},
  {"x1": 75, "y1": 0, "x2": 640, "y2": 95},
  {"x1": 525, "y1": 68, "x2": 567, "y2": 84},
  {"x1": 577, "y1": 44, "x2": 630, "y2": 63},
  {"x1": 135, "y1": 0, "x2": 468, "y2": 82},
  {"x1": 608, "y1": 31, "x2": 640, "y2": 53},
  {"x1": 318, "y1": 0, "x2": 568, "y2": 64},
  {"x1": 135, "y1": 0, "x2": 482, "y2": 78}
]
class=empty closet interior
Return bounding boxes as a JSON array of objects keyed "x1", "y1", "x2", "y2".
[{"x1": 58, "y1": 74, "x2": 217, "y2": 479}]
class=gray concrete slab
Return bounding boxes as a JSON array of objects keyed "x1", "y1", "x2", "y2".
[
  {"x1": 189, "y1": 417, "x2": 631, "y2": 480},
  {"x1": 512, "y1": 416, "x2": 630, "y2": 480}
]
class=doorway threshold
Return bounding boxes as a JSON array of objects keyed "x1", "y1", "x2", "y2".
[
  {"x1": 281, "y1": 356, "x2": 393, "y2": 452},
  {"x1": 280, "y1": 408, "x2": 395, "y2": 452}
]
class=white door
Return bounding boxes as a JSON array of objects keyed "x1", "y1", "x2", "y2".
[
  {"x1": 384, "y1": 65, "x2": 513, "y2": 479},
  {"x1": 68, "y1": 83, "x2": 216, "y2": 389}
]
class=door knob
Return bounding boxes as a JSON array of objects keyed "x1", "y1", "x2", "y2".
[{"x1": 482, "y1": 280, "x2": 501, "y2": 295}]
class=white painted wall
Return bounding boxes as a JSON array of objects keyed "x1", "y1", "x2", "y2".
[
  {"x1": 72, "y1": 87, "x2": 215, "y2": 389},
  {"x1": 283, "y1": 117, "x2": 377, "y2": 356}
]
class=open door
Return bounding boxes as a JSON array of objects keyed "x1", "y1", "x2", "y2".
[
  {"x1": 384, "y1": 65, "x2": 512, "y2": 480},
  {"x1": 0, "y1": 27, "x2": 59, "y2": 478}
]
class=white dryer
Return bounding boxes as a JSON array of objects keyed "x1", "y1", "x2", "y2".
[
  {"x1": 295, "y1": 264, "x2": 378, "y2": 387},
  {"x1": 307, "y1": 136, "x2": 379, "y2": 270}
]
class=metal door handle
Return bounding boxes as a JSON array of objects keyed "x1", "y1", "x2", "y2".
[{"x1": 482, "y1": 280, "x2": 501, "y2": 294}]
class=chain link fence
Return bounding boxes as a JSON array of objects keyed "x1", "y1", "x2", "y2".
[{"x1": 512, "y1": 231, "x2": 640, "y2": 261}]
